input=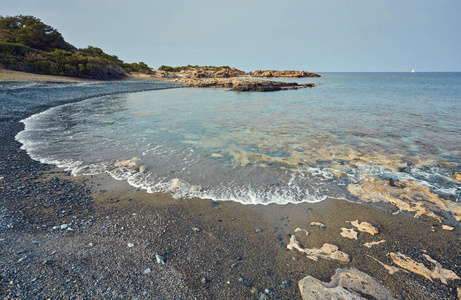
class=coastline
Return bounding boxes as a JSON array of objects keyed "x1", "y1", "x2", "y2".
[{"x1": 1, "y1": 72, "x2": 460, "y2": 299}]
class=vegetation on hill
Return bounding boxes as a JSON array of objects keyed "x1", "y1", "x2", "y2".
[
  {"x1": 159, "y1": 65, "x2": 231, "y2": 73},
  {"x1": 0, "y1": 15, "x2": 154, "y2": 80}
]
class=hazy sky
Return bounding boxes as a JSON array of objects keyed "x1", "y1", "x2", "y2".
[{"x1": 1, "y1": 0, "x2": 460, "y2": 72}]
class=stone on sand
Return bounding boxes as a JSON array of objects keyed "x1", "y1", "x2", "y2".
[
  {"x1": 287, "y1": 235, "x2": 349, "y2": 263},
  {"x1": 363, "y1": 240, "x2": 386, "y2": 248},
  {"x1": 348, "y1": 220, "x2": 379, "y2": 235},
  {"x1": 390, "y1": 252, "x2": 460, "y2": 284},
  {"x1": 340, "y1": 228, "x2": 358, "y2": 240},
  {"x1": 298, "y1": 268, "x2": 395, "y2": 300}
]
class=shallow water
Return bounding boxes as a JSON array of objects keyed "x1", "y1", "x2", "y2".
[{"x1": 16, "y1": 73, "x2": 461, "y2": 205}]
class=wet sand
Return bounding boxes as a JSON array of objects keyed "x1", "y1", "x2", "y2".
[{"x1": 1, "y1": 71, "x2": 460, "y2": 299}]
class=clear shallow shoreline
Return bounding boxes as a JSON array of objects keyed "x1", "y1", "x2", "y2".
[
  {"x1": 1, "y1": 76, "x2": 460, "y2": 299},
  {"x1": 14, "y1": 73, "x2": 461, "y2": 226}
]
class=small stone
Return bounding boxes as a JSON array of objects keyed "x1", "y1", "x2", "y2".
[
  {"x1": 211, "y1": 201, "x2": 219, "y2": 207},
  {"x1": 143, "y1": 268, "x2": 151, "y2": 275},
  {"x1": 139, "y1": 165, "x2": 148, "y2": 173},
  {"x1": 231, "y1": 263, "x2": 238, "y2": 268},
  {"x1": 264, "y1": 289, "x2": 274, "y2": 296},
  {"x1": 259, "y1": 293, "x2": 269, "y2": 300},
  {"x1": 52, "y1": 226, "x2": 60, "y2": 230},
  {"x1": 67, "y1": 227, "x2": 74, "y2": 231},
  {"x1": 201, "y1": 277, "x2": 209, "y2": 284},
  {"x1": 142, "y1": 291, "x2": 148, "y2": 296},
  {"x1": 60, "y1": 224, "x2": 68, "y2": 229},
  {"x1": 255, "y1": 228, "x2": 262, "y2": 233},
  {"x1": 156, "y1": 254, "x2": 165, "y2": 264},
  {"x1": 243, "y1": 280, "x2": 252, "y2": 287},
  {"x1": 193, "y1": 227, "x2": 201, "y2": 232},
  {"x1": 88, "y1": 243, "x2": 94, "y2": 247},
  {"x1": 238, "y1": 278, "x2": 244, "y2": 283},
  {"x1": 250, "y1": 287, "x2": 258, "y2": 295},
  {"x1": 32, "y1": 240, "x2": 39, "y2": 244},
  {"x1": 128, "y1": 243, "x2": 135, "y2": 248}
]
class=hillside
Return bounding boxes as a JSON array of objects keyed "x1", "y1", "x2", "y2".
[{"x1": 0, "y1": 15, "x2": 154, "y2": 80}]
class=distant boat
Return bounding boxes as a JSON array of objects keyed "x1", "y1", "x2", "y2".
[{"x1": 411, "y1": 69, "x2": 415, "y2": 73}]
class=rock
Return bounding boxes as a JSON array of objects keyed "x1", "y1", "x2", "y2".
[
  {"x1": 156, "y1": 254, "x2": 165, "y2": 264},
  {"x1": 201, "y1": 277, "x2": 208, "y2": 284},
  {"x1": 453, "y1": 172, "x2": 461, "y2": 183},
  {"x1": 295, "y1": 228, "x2": 309, "y2": 236},
  {"x1": 143, "y1": 268, "x2": 151, "y2": 275},
  {"x1": 255, "y1": 228, "x2": 262, "y2": 233},
  {"x1": 442, "y1": 225, "x2": 454, "y2": 231},
  {"x1": 180, "y1": 77, "x2": 316, "y2": 92},
  {"x1": 347, "y1": 176, "x2": 461, "y2": 222},
  {"x1": 60, "y1": 224, "x2": 68, "y2": 230},
  {"x1": 88, "y1": 242, "x2": 94, "y2": 247},
  {"x1": 259, "y1": 293, "x2": 269, "y2": 300},
  {"x1": 264, "y1": 289, "x2": 274, "y2": 296},
  {"x1": 340, "y1": 228, "x2": 358, "y2": 240},
  {"x1": 310, "y1": 222, "x2": 326, "y2": 228},
  {"x1": 367, "y1": 255, "x2": 406, "y2": 275},
  {"x1": 298, "y1": 268, "x2": 395, "y2": 300},
  {"x1": 138, "y1": 165, "x2": 148, "y2": 173},
  {"x1": 250, "y1": 287, "x2": 258, "y2": 295},
  {"x1": 389, "y1": 252, "x2": 460, "y2": 284},
  {"x1": 243, "y1": 280, "x2": 252, "y2": 287},
  {"x1": 127, "y1": 243, "x2": 134, "y2": 248},
  {"x1": 231, "y1": 263, "x2": 238, "y2": 268},
  {"x1": 192, "y1": 227, "x2": 200, "y2": 233},
  {"x1": 287, "y1": 235, "x2": 350, "y2": 262},
  {"x1": 251, "y1": 70, "x2": 321, "y2": 78},
  {"x1": 363, "y1": 240, "x2": 386, "y2": 248},
  {"x1": 348, "y1": 220, "x2": 379, "y2": 235}
]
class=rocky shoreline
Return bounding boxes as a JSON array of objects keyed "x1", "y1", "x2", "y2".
[
  {"x1": 179, "y1": 78, "x2": 316, "y2": 92},
  {"x1": 1, "y1": 75, "x2": 460, "y2": 299}
]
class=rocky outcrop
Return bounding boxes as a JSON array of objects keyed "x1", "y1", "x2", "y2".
[
  {"x1": 179, "y1": 78, "x2": 315, "y2": 92},
  {"x1": 214, "y1": 68, "x2": 246, "y2": 78},
  {"x1": 250, "y1": 70, "x2": 321, "y2": 78}
]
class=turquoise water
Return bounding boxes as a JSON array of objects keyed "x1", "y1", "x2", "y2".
[{"x1": 16, "y1": 73, "x2": 461, "y2": 205}]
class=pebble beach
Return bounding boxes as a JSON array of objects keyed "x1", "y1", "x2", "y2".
[{"x1": 1, "y1": 70, "x2": 460, "y2": 299}]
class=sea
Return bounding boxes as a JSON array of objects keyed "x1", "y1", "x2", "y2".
[{"x1": 15, "y1": 73, "x2": 461, "y2": 206}]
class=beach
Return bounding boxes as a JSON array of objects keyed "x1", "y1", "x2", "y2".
[{"x1": 1, "y1": 70, "x2": 460, "y2": 299}]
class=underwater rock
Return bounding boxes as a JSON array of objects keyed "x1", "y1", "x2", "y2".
[
  {"x1": 298, "y1": 268, "x2": 395, "y2": 300},
  {"x1": 287, "y1": 235, "x2": 350, "y2": 263},
  {"x1": 340, "y1": 228, "x2": 358, "y2": 240},
  {"x1": 348, "y1": 176, "x2": 461, "y2": 222},
  {"x1": 114, "y1": 157, "x2": 140, "y2": 168},
  {"x1": 363, "y1": 240, "x2": 386, "y2": 248},
  {"x1": 348, "y1": 220, "x2": 379, "y2": 235},
  {"x1": 390, "y1": 252, "x2": 460, "y2": 284}
]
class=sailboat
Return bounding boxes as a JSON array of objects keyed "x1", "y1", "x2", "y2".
[{"x1": 411, "y1": 69, "x2": 415, "y2": 73}]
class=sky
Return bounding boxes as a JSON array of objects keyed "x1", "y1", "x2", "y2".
[{"x1": 1, "y1": 0, "x2": 460, "y2": 72}]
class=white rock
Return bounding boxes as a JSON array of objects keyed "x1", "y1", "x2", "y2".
[
  {"x1": 143, "y1": 268, "x2": 151, "y2": 275},
  {"x1": 127, "y1": 243, "x2": 135, "y2": 248},
  {"x1": 60, "y1": 224, "x2": 68, "y2": 230}
]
